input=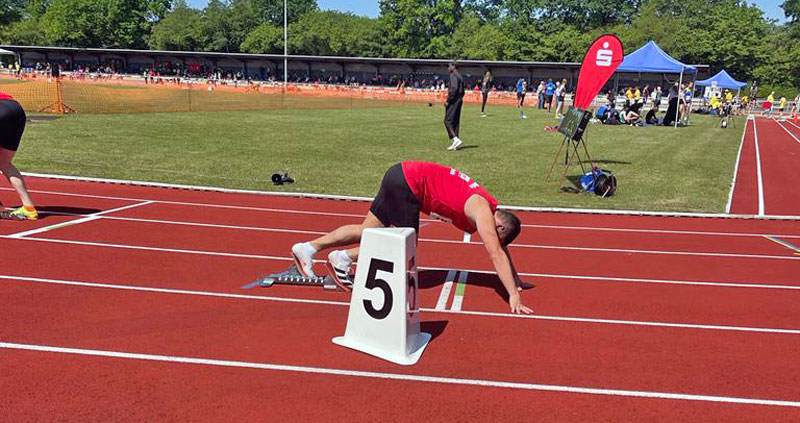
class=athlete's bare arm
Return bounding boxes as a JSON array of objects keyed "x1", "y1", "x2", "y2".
[{"x1": 465, "y1": 195, "x2": 533, "y2": 314}]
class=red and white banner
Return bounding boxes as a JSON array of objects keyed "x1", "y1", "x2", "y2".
[{"x1": 573, "y1": 35, "x2": 624, "y2": 110}]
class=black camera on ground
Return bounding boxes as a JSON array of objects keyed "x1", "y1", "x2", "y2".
[{"x1": 271, "y1": 171, "x2": 295, "y2": 185}]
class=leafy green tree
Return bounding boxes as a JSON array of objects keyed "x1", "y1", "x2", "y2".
[
  {"x1": 149, "y1": 0, "x2": 203, "y2": 50},
  {"x1": 0, "y1": 0, "x2": 26, "y2": 25},
  {"x1": 783, "y1": 0, "x2": 799, "y2": 22},
  {"x1": 250, "y1": 0, "x2": 316, "y2": 25},
  {"x1": 379, "y1": 0, "x2": 462, "y2": 58},
  {"x1": 449, "y1": 13, "x2": 508, "y2": 60},
  {"x1": 38, "y1": 0, "x2": 170, "y2": 48},
  {"x1": 240, "y1": 22, "x2": 282, "y2": 53},
  {"x1": 289, "y1": 10, "x2": 380, "y2": 56},
  {"x1": 0, "y1": 17, "x2": 47, "y2": 44}
]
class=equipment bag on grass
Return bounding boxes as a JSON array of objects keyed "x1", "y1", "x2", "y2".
[{"x1": 580, "y1": 168, "x2": 617, "y2": 197}]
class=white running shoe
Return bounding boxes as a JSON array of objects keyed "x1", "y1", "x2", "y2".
[
  {"x1": 327, "y1": 250, "x2": 353, "y2": 291},
  {"x1": 447, "y1": 138, "x2": 463, "y2": 150},
  {"x1": 291, "y1": 243, "x2": 316, "y2": 277}
]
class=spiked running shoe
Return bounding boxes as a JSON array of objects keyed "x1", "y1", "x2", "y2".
[
  {"x1": 0, "y1": 206, "x2": 38, "y2": 221},
  {"x1": 291, "y1": 242, "x2": 316, "y2": 278},
  {"x1": 326, "y1": 251, "x2": 354, "y2": 292}
]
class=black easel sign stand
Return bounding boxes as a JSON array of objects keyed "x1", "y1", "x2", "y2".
[{"x1": 546, "y1": 107, "x2": 594, "y2": 193}]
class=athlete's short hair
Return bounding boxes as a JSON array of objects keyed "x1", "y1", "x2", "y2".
[{"x1": 497, "y1": 210, "x2": 521, "y2": 246}]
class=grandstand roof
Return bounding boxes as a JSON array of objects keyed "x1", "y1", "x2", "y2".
[{"x1": 0, "y1": 45, "x2": 709, "y2": 72}]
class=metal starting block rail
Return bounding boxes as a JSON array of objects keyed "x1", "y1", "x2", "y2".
[{"x1": 257, "y1": 264, "x2": 340, "y2": 291}]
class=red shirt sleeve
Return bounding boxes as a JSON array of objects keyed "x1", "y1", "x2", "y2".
[
  {"x1": 402, "y1": 161, "x2": 498, "y2": 233},
  {"x1": 0, "y1": 91, "x2": 15, "y2": 101}
]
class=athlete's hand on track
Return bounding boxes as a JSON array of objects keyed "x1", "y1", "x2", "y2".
[{"x1": 509, "y1": 293, "x2": 533, "y2": 314}]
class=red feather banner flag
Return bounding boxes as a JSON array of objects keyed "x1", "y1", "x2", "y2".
[{"x1": 573, "y1": 34, "x2": 624, "y2": 110}]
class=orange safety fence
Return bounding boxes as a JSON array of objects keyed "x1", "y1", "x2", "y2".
[{"x1": 0, "y1": 73, "x2": 536, "y2": 115}]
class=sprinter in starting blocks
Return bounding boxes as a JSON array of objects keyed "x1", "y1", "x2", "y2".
[{"x1": 288, "y1": 161, "x2": 533, "y2": 314}]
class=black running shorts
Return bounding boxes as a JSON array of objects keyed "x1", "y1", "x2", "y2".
[
  {"x1": 369, "y1": 163, "x2": 421, "y2": 232},
  {"x1": 0, "y1": 100, "x2": 26, "y2": 152}
]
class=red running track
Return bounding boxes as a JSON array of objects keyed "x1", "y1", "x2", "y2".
[
  {"x1": 729, "y1": 117, "x2": 800, "y2": 216},
  {"x1": 2, "y1": 176, "x2": 800, "y2": 421}
]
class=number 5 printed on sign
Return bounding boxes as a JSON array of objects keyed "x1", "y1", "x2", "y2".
[{"x1": 333, "y1": 228, "x2": 432, "y2": 365}]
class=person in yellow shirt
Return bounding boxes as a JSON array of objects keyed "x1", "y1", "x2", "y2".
[
  {"x1": 725, "y1": 90, "x2": 733, "y2": 103},
  {"x1": 625, "y1": 87, "x2": 633, "y2": 108},
  {"x1": 762, "y1": 91, "x2": 776, "y2": 116},
  {"x1": 779, "y1": 96, "x2": 787, "y2": 117},
  {"x1": 634, "y1": 86, "x2": 642, "y2": 103},
  {"x1": 709, "y1": 94, "x2": 721, "y2": 115}
]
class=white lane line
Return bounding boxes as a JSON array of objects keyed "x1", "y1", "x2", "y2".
[
  {"x1": 774, "y1": 120, "x2": 800, "y2": 145},
  {"x1": 753, "y1": 118, "x2": 765, "y2": 216},
  {"x1": 449, "y1": 232, "x2": 473, "y2": 311},
  {"x1": 20, "y1": 171, "x2": 800, "y2": 220},
  {"x1": 34, "y1": 208, "x2": 800, "y2": 243},
  {"x1": 3, "y1": 187, "x2": 368, "y2": 219},
  {"x1": 28, "y1": 211, "x2": 800, "y2": 258},
  {"x1": 3, "y1": 274, "x2": 799, "y2": 334},
  {"x1": 726, "y1": 117, "x2": 751, "y2": 213},
  {"x1": 3, "y1": 236, "x2": 800, "y2": 291},
  {"x1": 6, "y1": 201, "x2": 155, "y2": 239},
  {"x1": 435, "y1": 270, "x2": 457, "y2": 311},
  {"x1": 786, "y1": 120, "x2": 800, "y2": 131},
  {"x1": 7, "y1": 216, "x2": 797, "y2": 262},
  {"x1": 451, "y1": 271, "x2": 469, "y2": 312},
  {"x1": 2, "y1": 342, "x2": 800, "y2": 407},
  {"x1": 521, "y1": 272, "x2": 800, "y2": 291},
  {"x1": 518, "y1": 223, "x2": 800, "y2": 240},
  {"x1": 44, "y1": 212, "x2": 330, "y2": 237},
  {"x1": 3, "y1": 236, "x2": 293, "y2": 261},
  {"x1": 7, "y1": 183, "x2": 800, "y2": 233}
]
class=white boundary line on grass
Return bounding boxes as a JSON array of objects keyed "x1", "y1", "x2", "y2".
[
  {"x1": 2, "y1": 274, "x2": 800, "y2": 334},
  {"x1": 753, "y1": 118, "x2": 766, "y2": 216},
  {"x1": 3, "y1": 341, "x2": 800, "y2": 408},
  {"x1": 19, "y1": 172, "x2": 800, "y2": 221},
  {"x1": 725, "y1": 116, "x2": 752, "y2": 213}
]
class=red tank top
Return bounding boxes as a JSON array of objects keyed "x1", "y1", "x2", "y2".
[
  {"x1": 0, "y1": 91, "x2": 14, "y2": 101},
  {"x1": 402, "y1": 161, "x2": 498, "y2": 233}
]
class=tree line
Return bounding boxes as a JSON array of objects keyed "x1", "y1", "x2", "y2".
[{"x1": 0, "y1": 0, "x2": 797, "y2": 94}]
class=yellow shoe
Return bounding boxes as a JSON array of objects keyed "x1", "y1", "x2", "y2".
[{"x1": 1, "y1": 206, "x2": 38, "y2": 221}]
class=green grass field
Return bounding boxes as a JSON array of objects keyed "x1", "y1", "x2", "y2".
[{"x1": 16, "y1": 102, "x2": 743, "y2": 212}]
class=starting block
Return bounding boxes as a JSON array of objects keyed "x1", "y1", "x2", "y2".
[
  {"x1": 333, "y1": 228, "x2": 431, "y2": 365},
  {"x1": 257, "y1": 264, "x2": 340, "y2": 291}
]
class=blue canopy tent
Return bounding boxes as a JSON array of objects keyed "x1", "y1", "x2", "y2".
[
  {"x1": 617, "y1": 41, "x2": 697, "y2": 74},
  {"x1": 695, "y1": 69, "x2": 747, "y2": 90},
  {"x1": 616, "y1": 41, "x2": 696, "y2": 127}
]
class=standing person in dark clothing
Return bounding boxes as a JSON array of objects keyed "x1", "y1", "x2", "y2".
[
  {"x1": 480, "y1": 70, "x2": 493, "y2": 117},
  {"x1": 445, "y1": 62, "x2": 465, "y2": 151},
  {"x1": 0, "y1": 91, "x2": 38, "y2": 221}
]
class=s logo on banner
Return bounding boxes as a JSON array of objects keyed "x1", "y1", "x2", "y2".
[{"x1": 596, "y1": 42, "x2": 613, "y2": 67}]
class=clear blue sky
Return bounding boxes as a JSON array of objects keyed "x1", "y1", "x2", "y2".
[{"x1": 185, "y1": 0, "x2": 786, "y2": 23}]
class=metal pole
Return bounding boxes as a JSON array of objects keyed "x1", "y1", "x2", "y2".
[{"x1": 284, "y1": 0, "x2": 288, "y2": 87}]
